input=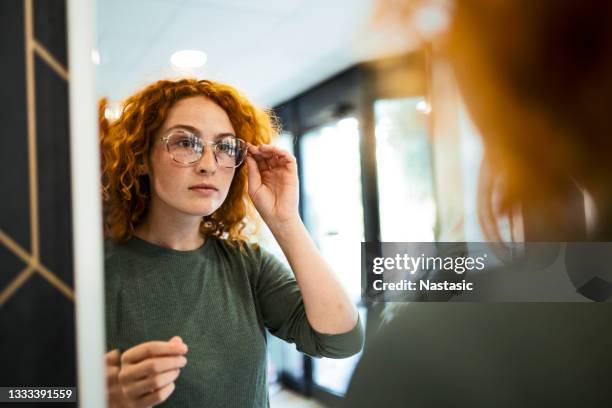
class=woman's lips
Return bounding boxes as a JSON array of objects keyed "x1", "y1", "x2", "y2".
[{"x1": 189, "y1": 186, "x2": 217, "y2": 196}]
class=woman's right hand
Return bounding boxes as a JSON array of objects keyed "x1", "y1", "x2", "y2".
[{"x1": 106, "y1": 336, "x2": 188, "y2": 408}]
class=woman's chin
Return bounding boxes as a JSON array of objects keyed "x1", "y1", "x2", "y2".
[{"x1": 184, "y1": 204, "x2": 219, "y2": 218}]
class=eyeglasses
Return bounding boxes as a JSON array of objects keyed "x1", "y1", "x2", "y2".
[{"x1": 161, "y1": 130, "x2": 247, "y2": 168}]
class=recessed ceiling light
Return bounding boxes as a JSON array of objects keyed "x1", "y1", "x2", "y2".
[
  {"x1": 413, "y1": 3, "x2": 450, "y2": 39},
  {"x1": 416, "y1": 100, "x2": 432, "y2": 114},
  {"x1": 338, "y1": 117, "x2": 359, "y2": 130},
  {"x1": 170, "y1": 50, "x2": 207, "y2": 70},
  {"x1": 91, "y1": 49, "x2": 100, "y2": 65},
  {"x1": 104, "y1": 101, "x2": 122, "y2": 121}
]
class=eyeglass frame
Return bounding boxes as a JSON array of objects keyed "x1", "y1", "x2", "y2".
[{"x1": 160, "y1": 129, "x2": 248, "y2": 168}]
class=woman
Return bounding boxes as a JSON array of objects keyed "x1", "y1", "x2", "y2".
[
  {"x1": 100, "y1": 78, "x2": 364, "y2": 407},
  {"x1": 345, "y1": 0, "x2": 612, "y2": 407}
]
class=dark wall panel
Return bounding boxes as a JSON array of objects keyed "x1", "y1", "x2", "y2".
[
  {"x1": 1, "y1": 273, "x2": 76, "y2": 386},
  {"x1": 0, "y1": 246, "x2": 27, "y2": 290},
  {"x1": 35, "y1": 54, "x2": 73, "y2": 285},
  {"x1": 34, "y1": 0, "x2": 68, "y2": 66},
  {"x1": 0, "y1": 0, "x2": 76, "y2": 394},
  {"x1": 0, "y1": 0, "x2": 31, "y2": 252}
]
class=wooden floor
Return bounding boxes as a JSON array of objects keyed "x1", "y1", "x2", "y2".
[{"x1": 270, "y1": 388, "x2": 327, "y2": 408}]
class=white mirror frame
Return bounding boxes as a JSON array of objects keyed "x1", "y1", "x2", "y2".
[{"x1": 68, "y1": 0, "x2": 106, "y2": 405}]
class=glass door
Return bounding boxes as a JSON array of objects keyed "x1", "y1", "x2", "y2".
[
  {"x1": 374, "y1": 97, "x2": 437, "y2": 242},
  {"x1": 300, "y1": 117, "x2": 366, "y2": 396},
  {"x1": 256, "y1": 133, "x2": 307, "y2": 394}
]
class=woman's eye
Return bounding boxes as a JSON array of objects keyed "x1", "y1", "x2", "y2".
[
  {"x1": 174, "y1": 138, "x2": 195, "y2": 148},
  {"x1": 218, "y1": 142, "x2": 237, "y2": 155}
]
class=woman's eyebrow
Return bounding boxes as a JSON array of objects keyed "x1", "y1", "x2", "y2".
[
  {"x1": 214, "y1": 132, "x2": 237, "y2": 140},
  {"x1": 166, "y1": 125, "x2": 236, "y2": 139},
  {"x1": 166, "y1": 124, "x2": 200, "y2": 134}
]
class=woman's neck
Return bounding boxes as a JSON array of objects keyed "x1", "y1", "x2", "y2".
[{"x1": 134, "y1": 199, "x2": 205, "y2": 251}]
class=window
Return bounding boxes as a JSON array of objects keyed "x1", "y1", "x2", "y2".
[
  {"x1": 301, "y1": 117, "x2": 364, "y2": 395},
  {"x1": 374, "y1": 97, "x2": 436, "y2": 242}
]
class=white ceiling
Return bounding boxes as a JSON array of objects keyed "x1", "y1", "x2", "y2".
[{"x1": 96, "y1": 0, "x2": 417, "y2": 107}]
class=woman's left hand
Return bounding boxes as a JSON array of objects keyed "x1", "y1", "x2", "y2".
[{"x1": 246, "y1": 143, "x2": 299, "y2": 227}]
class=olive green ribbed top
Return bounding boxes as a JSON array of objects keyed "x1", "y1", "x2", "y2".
[{"x1": 104, "y1": 235, "x2": 364, "y2": 408}]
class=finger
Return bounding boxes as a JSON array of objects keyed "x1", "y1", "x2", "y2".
[
  {"x1": 248, "y1": 148, "x2": 275, "y2": 162},
  {"x1": 106, "y1": 365, "x2": 120, "y2": 386},
  {"x1": 107, "y1": 384, "x2": 125, "y2": 407},
  {"x1": 265, "y1": 158, "x2": 274, "y2": 171},
  {"x1": 121, "y1": 341, "x2": 188, "y2": 365},
  {"x1": 107, "y1": 383, "x2": 127, "y2": 408},
  {"x1": 246, "y1": 156, "x2": 262, "y2": 190},
  {"x1": 119, "y1": 356, "x2": 187, "y2": 383},
  {"x1": 248, "y1": 151, "x2": 271, "y2": 166},
  {"x1": 249, "y1": 152, "x2": 275, "y2": 173},
  {"x1": 246, "y1": 144, "x2": 271, "y2": 162},
  {"x1": 260, "y1": 144, "x2": 289, "y2": 156},
  {"x1": 248, "y1": 144, "x2": 275, "y2": 159},
  {"x1": 249, "y1": 145, "x2": 297, "y2": 170},
  {"x1": 259, "y1": 146, "x2": 279, "y2": 164},
  {"x1": 260, "y1": 145, "x2": 296, "y2": 165},
  {"x1": 267, "y1": 151, "x2": 296, "y2": 170},
  {"x1": 277, "y1": 149, "x2": 296, "y2": 163},
  {"x1": 137, "y1": 381, "x2": 176, "y2": 407},
  {"x1": 123, "y1": 368, "x2": 181, "y2": 399},
  {"x1": 106, "y1": 349, "x2": 121, "y2": 366},
  {"x1": 246, "y1": 143, "x2": 263, "y2": 155}
]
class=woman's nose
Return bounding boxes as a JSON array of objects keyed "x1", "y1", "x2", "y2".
[{"x1": 196, "y1": 144, "x2": 217, "y2": 173}]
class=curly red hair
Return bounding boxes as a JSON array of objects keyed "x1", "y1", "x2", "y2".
[{"x1": 100, "y1": 78, "x2": 278, "y2": 243}]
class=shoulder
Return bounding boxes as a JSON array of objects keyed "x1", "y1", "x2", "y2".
[
  {"x1": 103, "y1": 237, "x2": 143, "y2": 279},
  {"x1": 103, "y1": 238, "x2": 118, "y2": 258},
  {"x1": 103, "y1": 238, "x2": 125, "y2": 283},
  {"x1": 209, "y1": 236, "x2": 282, "y2": 266},
  {"x1": 103, "y1": 237, "x2": 134, "y2": 262},
  {"x1": 207, "y1": 236, "x2": 270, "y2": 276},
  {"x1": 103, "y1": 238, "x2": 123, "y2": 266},
  {"x1": 210, "y1": 237, "x2": 289, "y2": 281},
  {"x1": 209, "y1": 236, "x2": 262, "y2": 261},
  {"x1": 103, "y1": 237, "x2": 137, "y2": 263}
]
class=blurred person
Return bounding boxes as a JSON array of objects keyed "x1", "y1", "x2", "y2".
[
  {"x1": 345, "y1": 0, "x2": 612, "y2": 407},
  {"x1": 100, "y1": 78, "x2": 363, "y2": 408}
]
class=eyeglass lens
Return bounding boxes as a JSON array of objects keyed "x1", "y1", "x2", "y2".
[{"x1": 165, "y1": 131, "x2": 246, "y2": 167}]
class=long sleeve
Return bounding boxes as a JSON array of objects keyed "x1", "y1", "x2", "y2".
[
  {"x1": 105, "y1": 235, "x2": 364, "y2": 407},
  {"x1": 254, "y1": 246, "x2": 364, "y2": 358}
]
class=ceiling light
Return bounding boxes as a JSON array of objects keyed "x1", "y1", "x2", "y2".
[
  {"x1": 338, "y1": 117, "x2": 359, "y2": 130},
  {"x1": 91, "y1": 49, "x2": 100, "y2": 65},
  {"x1": 416, "y1": 100, "x2": 432, "y2": 114},
  {"x1": 170, "y1": 50, "x2": 207, "y2": 70}
]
